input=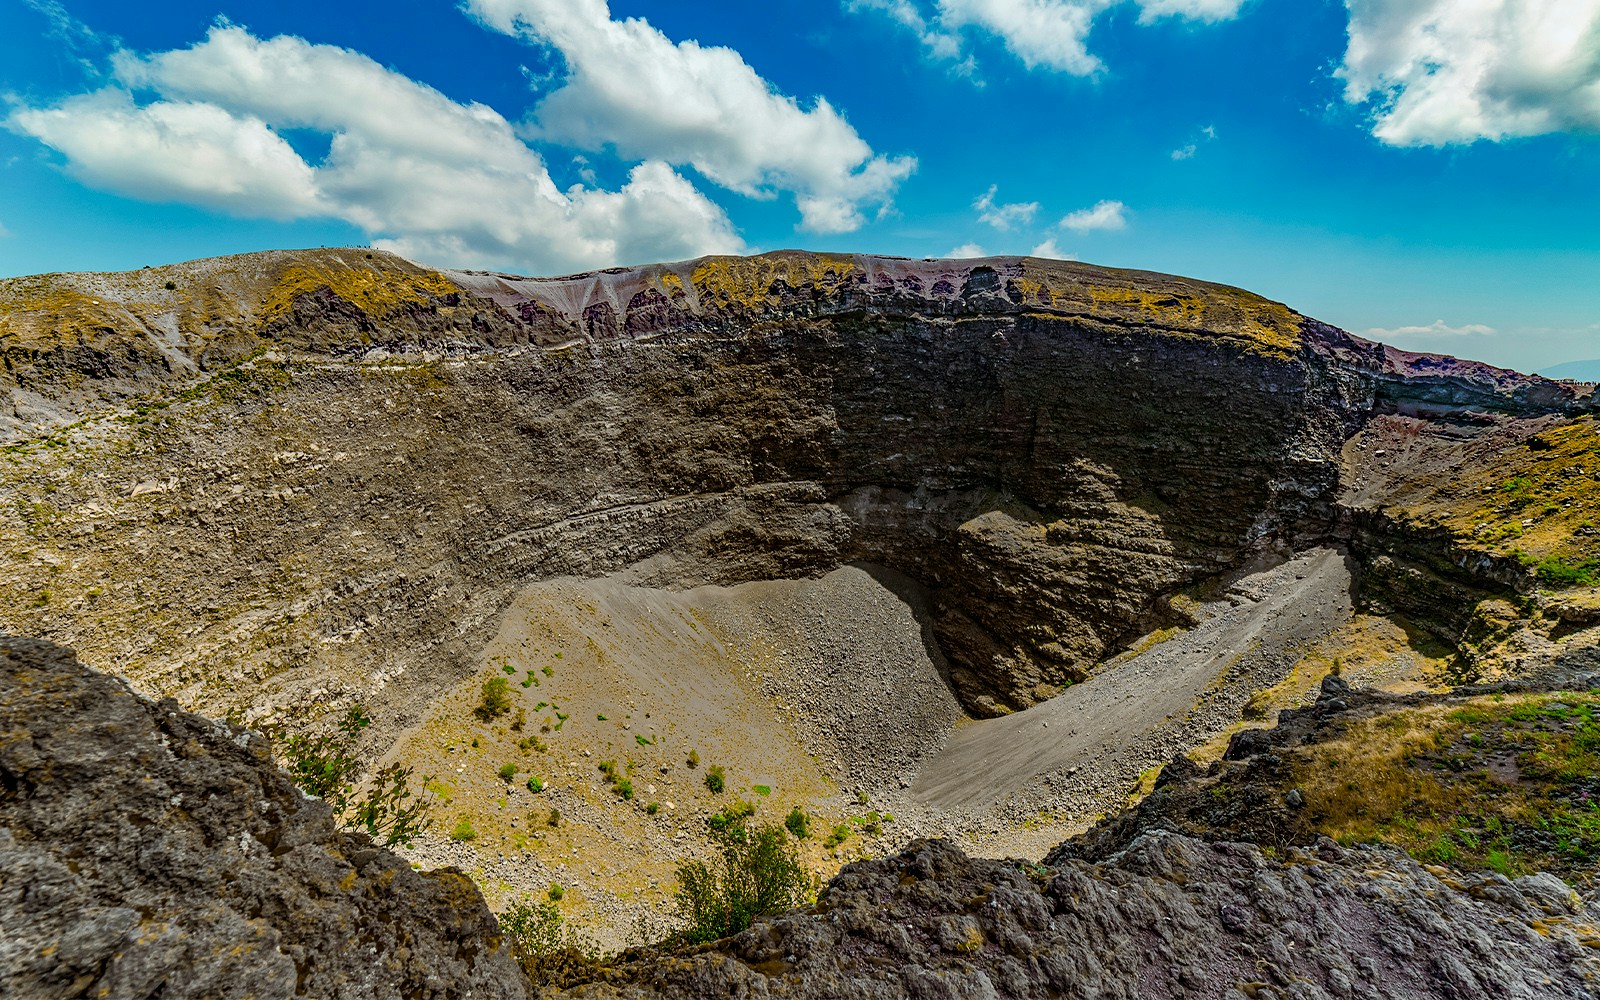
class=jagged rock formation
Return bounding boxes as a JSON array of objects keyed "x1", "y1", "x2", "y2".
[
  {"x1": 0, "y1": 636, "x2": 528, "y2": 1000},
  {"x1": 4, "y1": 249, "x2": 1592, "y2": 723},
  {"x1": 7, "y1": 637, "x2": 1600, "y2": 1000},
  {"x1": 550, "y1": 833, "x2": 1600, "y2": 999}
]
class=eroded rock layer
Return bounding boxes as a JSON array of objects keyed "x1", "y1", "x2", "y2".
[{"x1": 5, "y1": 249, "x2": 1588, "y2": 719}]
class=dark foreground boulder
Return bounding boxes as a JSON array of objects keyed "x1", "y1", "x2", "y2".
[
  {"x1": 552, "y1": 833, "x2": 1600, "y2": 999},
  {"x1": 0, "y1": 636, "x2": 528, "y2": 1000}
]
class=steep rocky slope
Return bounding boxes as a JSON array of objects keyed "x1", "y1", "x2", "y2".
[
  {"x1": 7, "y1": 636, "x2": 1600, "y2": 1000},
  {"x1": 0, "y1": 636, "x2": 527, "y2": 1000},
  {"x1": 5, "y1": 248, "x2": 1590, "y2": 727}
]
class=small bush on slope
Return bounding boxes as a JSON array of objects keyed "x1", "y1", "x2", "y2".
[
  {"x1": 674, "y1": 814, "x2": 813, "y2": 944},
  {"x1": 273, "y1": 704, "x2": 433, "y2": 848}
]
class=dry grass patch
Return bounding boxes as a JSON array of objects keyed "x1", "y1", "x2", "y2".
[{"x1": 1291, "y1": 693, "x2": 1600, "y2": 883}]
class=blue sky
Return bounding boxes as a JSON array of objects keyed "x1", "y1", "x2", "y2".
[{"x1": 1, "y1": 0, "x2": 1597, "y2": 373}]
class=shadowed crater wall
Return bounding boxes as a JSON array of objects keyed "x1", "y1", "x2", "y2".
[{"x1": 1, "y1": 250, "x2": 1590, "y2": 721}]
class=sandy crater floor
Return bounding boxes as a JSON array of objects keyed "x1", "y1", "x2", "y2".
[{"x1": 393, "y1": 549, "x2": 1438, "y2": 944}]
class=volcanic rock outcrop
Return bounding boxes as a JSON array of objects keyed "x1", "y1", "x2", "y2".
[
  {"x1": 6, "y1": 637, "x2": 1599, "y2": 1000},
  {"x1": 4, "y1": 249, "x2": 1589, "y2": 725},
  {"x1": 0, "y1": 636, "x2": 528, "y2": 1000}
]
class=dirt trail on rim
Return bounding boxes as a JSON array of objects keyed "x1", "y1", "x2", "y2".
[{"x1": 911, "y1": 547, "x2": 1356, "y2": 811}]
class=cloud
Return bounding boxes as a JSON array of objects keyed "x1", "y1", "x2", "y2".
[
  {"x1": 1029, "y1": 238, "x2": 1074, "y2": 259},
  {"x1": 466, "y1": 0, "x2": 915, "y2": 234},
  {"x1": 937, "y1": 0, "x2": 1115, "y2": 75},
  {"x1": 11, "y1": 88, "x2": 321, "y2": 219},
  {"x1": 845, "y1": 0, "x2": 972, "y2": 70},
  {"x1": 947, "y1": 242, "x2": 988, "y2": 257},
  {"x1": 974, "y1": 185, "x2": 1039, "y2": 230},
  {"x1": 847, "y1": 0, "x2": 1248, "y2": 76},
  {"x1": 21, "y1": 0, "x2": 111, "y2": 76},
  {"x1": 1338, "y1": 0, "x2": 1600, "y2": 145},
  {"x1": 1171, "y1": 122, "x2": 1216, "y2": 159},
  {"x1": 0, "y1": 220, "x2": 10, "y2": 238},
  {"x1": 7, "y1": 24, "x2": 745, "y2": 273},
  {"x1": 1363, "y1": 320, "x2": 1498, "y2": 339},
  {"x1": 1135, "y1": 0, "x2": 1247, "y2": 23},
  {"x1": 1059, "y1": 199, "x2": 1127, "y2": 232}
]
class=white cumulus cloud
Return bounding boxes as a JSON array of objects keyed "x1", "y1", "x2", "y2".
[
  {"x1": 10, "y1": 87, "x2": 322, "y2": 219},
  {"x1": 1135, "y1": 0, "x2": 1247, "y2": 23},
  {"x1": 1364, "y1": 320, "x2": 1499, "y2": 339},
  {"x1": 6, "y1": 24, "x2": 744, "y2": 273},
  {"x1": 947, "y1": 242, "x2": 989, "y2": 257},
  {"x1": 1339, "y1": 0, "x2": 1600, "y2": 145},
  {"x1": 1059, "y1": 199, "x2": 1127, "y2": 232},
  {"x1": 974, "y1": 184, "x2": 1039, "y2": 230},
  {"x1": 848, "y1": 0, "x2": 1249, "y2": 76},
  {"x1": 1030, "y1": 238, "x2": 1074, "y2": 259},
  {"x1": 938, "y1": 0, "x2": 1115, "y2": 75},
  {"x1": 467, "y1": 0, "x2": 915, "y2": 234}
]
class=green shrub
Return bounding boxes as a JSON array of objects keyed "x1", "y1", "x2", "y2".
[
  {"x1": 548, "y1": 883, "x2": 564, "y2": 901},
  {"x1": 451, "y1": 819, "x2": 478, "y2": 842},
  {"x1": 647, "y1": 802, "x2": 661, "y2": 815},
  {"x1": 348, "y1": 764, "x2": 433, "y2": 848},
  {"x1": 824, "y1": 824, "x2": 851, "y2": 849},
  {"x1": 615, "y1": 778, "x2": 634, "y2": 800},
  {"x1": 547, "y1": 808, "x2": 561, "y2": 827},
  {"x1": 274, "y1": 704, "x2": 432, "y2": 847},
  {"x1": 501, "y1": 895, "x2": 598, "y2": 984},
  {"x1": 277, "y1": 705, "x2": 368, "y2": 805},
  {"x1": 785, "y1": 807, "x2": 810, "y2": 839},
  {"x1": 674, "y1": 816, "x2": 813, "y2": 944},
  {"x1": 475, "y1": 678, "x2": 513, "y2": 721},
  {"x1": 753, "y1": 784, "x2": 771, "y2": 797},
  {"x1": 502, "y1": 899, "x2": 563, "y2": 960},
  {"x1": 1534, "y1": 555, "x2": 1600, "y2": 588},
  {"x1": 706, "y1": 765, "x2": 725, "y2": 794},
  {"x1": 499, "y1": 763, "x2": 518, "y2": 782},
  {"x1": 706, "y1": 800, "x2": 756, "y2": 833},
  {"x1": 527, "y1": 776, "x2": 545, "y2": 793},
  {"x1": 687, "y1": 750, "x2": 700, "y2": 769}
]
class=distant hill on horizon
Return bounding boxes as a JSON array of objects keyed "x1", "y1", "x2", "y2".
[{"x1": 1538, "y1": 359, "x2": 1600, "y2": 382}]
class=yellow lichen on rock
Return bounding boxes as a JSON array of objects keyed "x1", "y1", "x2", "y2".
[
  {"x1": 259, "y1": 262, "x2": 459, "y2": 324},
  {"x1": 1082, "y1": 282, "x2": 1300, "y2": 355},
  {"x1": 0, "y1": 282, "x2": 132, "y2": 351},
  {"x1": 690, "y1": 254, "x2": 858, "y2": 310}
]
